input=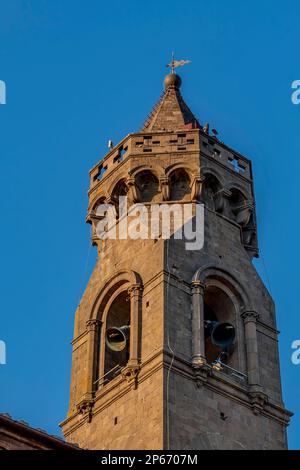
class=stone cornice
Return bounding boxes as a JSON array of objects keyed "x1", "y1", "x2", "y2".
[{"x1": 62, "y1": 349, "x2": 291, "y2": 438}]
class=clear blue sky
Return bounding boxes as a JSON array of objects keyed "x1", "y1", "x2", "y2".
[{"x1": 0, "y1": 0, "x2": 299, "y2": 449}]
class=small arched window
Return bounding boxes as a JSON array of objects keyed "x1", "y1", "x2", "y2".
[
  {"x1": 228, "y1": 188, "x2": 246, "y2": 222},
  {"x1": 169, "y1": 169, "x2": 191, "y2": 201},
  {"x1": 111, "y1": 179, "x2": 129, "y2": 217},
  {"x1": 202, "y1": 173, "x2": 221, "y2": 211},
  {"x1": 136, "y1": 170, "x2": 159, "y2": 202}
]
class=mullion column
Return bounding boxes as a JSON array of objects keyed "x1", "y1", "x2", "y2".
[
  {"x1": 85, "y1": 319, "x2": 101, "y2": 397},
  {"x1": 241, "y1": 310, "x2": 260, "y2": 386},
  {"x1": 191, "y1": 281, "x2": 206, "y2": 366},
  {"x1": 127, "y1": 284, "x2": 143, "y2": 366}
]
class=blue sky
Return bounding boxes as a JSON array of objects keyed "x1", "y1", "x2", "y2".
[{"x1": 0, "y1": 0, "x2": 299, "y2": 449}]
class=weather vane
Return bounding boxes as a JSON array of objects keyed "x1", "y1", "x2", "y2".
[{"x1": 166, "y1": 52, "x2": 191, "y2": 74}]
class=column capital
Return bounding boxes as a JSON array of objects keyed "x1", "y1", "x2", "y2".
[
  {"x1": 191, "y1": 281, "x2": 205, "y2": 295},
  {"x1": 86, "y1": 318, "x2": 102, "y2": 332},
  {"x1": 159, "y1": 175, "x2": 169, "y2": 184},
  {"x1": 127, "y1": 283, "x2": 143, "y2": 297},
  {"x1": 241, "y1": 310, "x2": 260, "y2": 323}
]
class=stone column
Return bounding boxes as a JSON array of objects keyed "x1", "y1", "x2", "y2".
[
  {"x1": 159, "y1": 176, "x2": 170, "y2": 201},
  {"x1": 241, "y1": 311, "x2": 260, "y2": 386},
  {"x1": 85, "y1": 319, "x2": 102, "y2": 397},
  {"x1": 190, "y1": 173, "x2": 204, "y2": 201},
  {"x1": 127, "y1": 284, "x2": 143, "y2": 366},
  {"x1": 191, "y1": 281, "x2": 206, "y2": 366},
  {"x1": 126, "y1": 177, "x2": 140, "y2": 203}
]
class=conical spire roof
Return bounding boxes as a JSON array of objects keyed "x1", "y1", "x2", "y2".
[{"x1": 142, "y1": 73, "x2": 200, "y2": 132}]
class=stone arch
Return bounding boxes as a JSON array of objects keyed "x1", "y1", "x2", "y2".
[
  {"x1": 134, "y1": 170, "x2": 159, "y2": 202},
  {"x1": 169, "y1": 168, "x2": 191, "y2": 201},
  {"x1": 228, "y1": 183, "x2": 248, "y2": 200},
  {"x1": 192, "y1": 264, "x2": 250, "y2": 308},
  {"x1": 201, "y1": 171, "x2": 222, "y2": 211},
  {"x1": 228, "y1": 186, "x2": 253, "y2": 230},
  {"x1": 165, "y1": 163, "x2": 194, "y2": 179},
  {"x1": 129, "y1": 164, "x2": 162, "y2": 181},
  {"x1": 201, "y1": 166, "x2": 225, "y2": 187},
  {"x1": 192, "y1": 265, "x2": 250, "y2": 373},
  {"x1": 107, "y1": 172, "x2": 130, "y2": 197},
  {"x1": 90, "y1": 269, "x2": 142, "y2": 320},
  {"x1": 88, "y1": 192, "x2": 108, "y2": 212},
  {"x1": 109, "y1": 178, "x2": 129, "y2": 216},
  {"x1": 90, "y1": 269, "x2": 143, "y2": 388}
]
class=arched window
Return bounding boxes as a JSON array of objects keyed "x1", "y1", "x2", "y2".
[
  {"x1": 103, "y1": 291, "x2": 130, "y2": 384},
  {"x1": 202, "y1": 173, "x2": 221, "y2": 211},
  {"x1": 169, "y1": 169, "x2": 191, "y2": 201},
  {"x1": 228, "y1": 188, "x2": 246, "y2": 222},
  {"x1": 111, "y1": 179, "x2": 129, "y2": 217},
  {"x1": 204, "y1": 285, "x2": 238, "y2": 369},
  {"x1": 135, "y1": 170, "x2": 159, "y2": 202}
]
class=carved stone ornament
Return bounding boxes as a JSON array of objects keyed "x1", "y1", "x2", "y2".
[
  {"x1": 241, "y1": 310, "x2": 260, "y2": 323},
  {"x1": 249, "y1": 390, "x2": 268, "y2": 415},
  {"x1": 121, "y1": 364, "x2": 141, "y2": 390},
  {"x1": 76, "y1": 398, "x2": 94, "y2": 423},
  {"x1": 192, "y1": 361, "x2": 211, "y2": 388}
]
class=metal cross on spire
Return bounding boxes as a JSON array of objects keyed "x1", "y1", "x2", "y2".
[{"x1": 166, "y1": 52, "x2": 191, "y2": 74}]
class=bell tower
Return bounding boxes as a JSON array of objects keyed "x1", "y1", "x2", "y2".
[{"x1": 60, "y1": 71, "x2": 292, "y2": 450}]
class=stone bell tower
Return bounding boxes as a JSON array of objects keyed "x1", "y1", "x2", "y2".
[{"x1": 60, "y1": 71, "x2": 292, "y2": 449}]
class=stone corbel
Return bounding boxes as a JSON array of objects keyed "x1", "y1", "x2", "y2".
[
  {"x1": 121, "y1": 364, "x2": 141, "y2": 390},
  {"x1": 87, "y1": 211, "x2": 107, "y2": 250},
  {"x1": 126, "y1": 177, "x2": 140, "y2": 203},
  {"x1": 76, "y1": 398, "x2": 94, "y2": 423},
  {"x1": 249, "y1": 389, "x2": 268, "y2": 415},
  {"x1": 86, "y1": 318, "x2": 102, "y2": 332},
  {"x1": 159, "y1": 176, "x2": 170, "y2": 201},
  {"x1": 214, "y1": 188, "x2": 232, "y2": 215},
  {"x1": 192, "y1": 362, "x2": 211, "y2": 388},
  {"x1": 190, "y1": 173, "x2": 204, "y2": 201}
]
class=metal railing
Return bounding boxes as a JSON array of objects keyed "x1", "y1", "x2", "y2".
[{"x1": 94, "y1": 364, "x2": 122, "y2": 389}]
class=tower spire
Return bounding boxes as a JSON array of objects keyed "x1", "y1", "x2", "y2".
[{"x1": 141, "y1": 59, "x2": 199, "y2": 132}]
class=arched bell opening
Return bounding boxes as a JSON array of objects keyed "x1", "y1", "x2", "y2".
[
  {"x1": 104, "y1": 291, "x2": 130, "y2": 383},
  {"x1": 204, "y1": 285, "x2": 237, "y2": 369}
]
